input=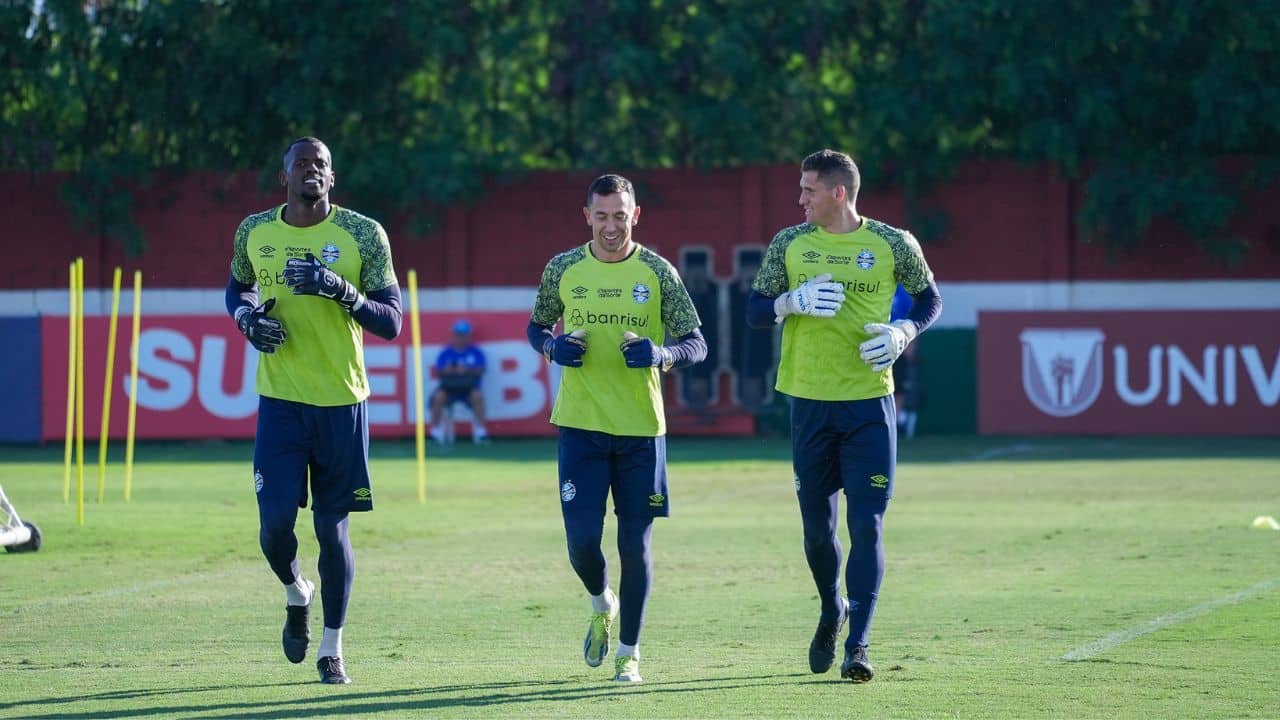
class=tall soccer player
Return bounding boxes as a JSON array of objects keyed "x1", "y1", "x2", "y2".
[
  {"x1": 527, "y1": 174, "x2": 707, "y2": 683},
  {"x1": 746, "y1": 149, "x2": 942, "y2": 683},
  {"x1": 227, "y1": 137, "x2": 403, "y2": 684}
]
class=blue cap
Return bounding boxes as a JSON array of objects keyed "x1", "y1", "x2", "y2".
[{"x1": 453, "y1": 319, "x2": 472, "y2": 335}]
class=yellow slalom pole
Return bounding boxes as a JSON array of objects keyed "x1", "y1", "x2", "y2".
[
  {"x1": 63, "y1": 260, "x2": 78, "y2": 503},
  {"x1": 75, "y1": 258, "x2": 86, "y2": 526},
  {"x1": 97, "y1": 267, "x2": 122, "y2": 504},
  {"x1": 407, "y1": 270, "x2": 426, "y2": 504},
  {"x1": 124, "y1": 270, "x2": 142, "y2": 502}
]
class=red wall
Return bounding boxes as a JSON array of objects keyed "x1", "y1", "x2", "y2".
[{"x1": 3, "y1": 161, "x2": 1278, "y2": 290}]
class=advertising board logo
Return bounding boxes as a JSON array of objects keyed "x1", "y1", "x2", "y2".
[{"x1": 1020, "y1": 328, "x2": 1106, "y2": 417}]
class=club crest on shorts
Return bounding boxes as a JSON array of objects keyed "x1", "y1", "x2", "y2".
[
  {"x1": 560, "y1": 481, "x2": 577, "y2": 502},
  {"x1": 632, "y1": 282, "x2": 650, "y2": 304},
  {"x1": 254, "y1": 470, "x2": 264, "y2": 494},
  {"x1": 321, "y1": 243, "x2": 340, "y2": 264}
]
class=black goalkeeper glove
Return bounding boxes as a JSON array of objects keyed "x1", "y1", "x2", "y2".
[
  {"x1": 620, "y1": 332, "x2": 674, "y2": 370},
  {"x1": 542, "y1": 330, "x2": 587, "y2": 367},
  {"x1": 235, "y1": 298, "x2": 287, "y2": 354},
  {"x1": 283, "y1": 253, "x2": 363, "y2": 311}
]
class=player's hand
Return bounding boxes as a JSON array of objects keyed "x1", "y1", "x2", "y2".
[
  {"x1": 283, "y1": 253, "x2": 362, "y2": 311},
  {"x1": 543, "y1": 329, "x2": 587, "y2": 367},
  {"x1": 859, "y1": 320, "x2": 918, "y2": 372},
  {"x1": 620, "y1": 331, "x2": 673, "y2": 370},
  {"x1": 235, "y1": 298, "x2": 287, "y2": 354},
  {"x1": 774, "y1": 273, "x2": 845, "y2": 320}
]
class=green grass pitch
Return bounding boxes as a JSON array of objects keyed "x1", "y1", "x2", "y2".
[{"x1": 2, "y1": 436, "x2": 1278, "y2": 719}]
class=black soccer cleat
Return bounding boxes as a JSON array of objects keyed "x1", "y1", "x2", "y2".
[
  {"x1": 282, "y1": 602, "x2": 310, "y2": 664},
  {"x1": 317, "y1": 655, "x2": 351, "y2": 684},
  {"x1": 808, "y1": 601, "x2": 849, "y2": 673},
  {"x1": 840, "y1": 645, "x2": 874, "y2": 683}
]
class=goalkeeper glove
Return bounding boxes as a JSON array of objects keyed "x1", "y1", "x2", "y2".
[
  {"x1": 620, "y1": 331, "x2": 674, "y2": 371},
  {"x1": 543, "y1": 329, "x2": 587, "y2": 367},
  {"x1": 283, "y1": 253, "x2": 363, "y2": 311},
  {"x1": 858, "y1": 320, "x2": 917, "y2": 372},
  {"x1": 235, "y1": 298, "x2": 287, "y2": 354},
  {"x1": 774, "y1": 273, "x2": 845, "y2": 321}
]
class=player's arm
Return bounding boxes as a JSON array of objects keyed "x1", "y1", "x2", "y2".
[
  {"x1": 620, "y1": 328, "x2": 707, "y2": 371},
  {"x1": 860, "y1": 231, "x2": 943, "y2": 371},
  {"x1": 528, "y1": 255, "x2": 587, "y2": 366},
  {"x1": 227, "y1": 220, "x2": 286, "y2": 353},
  {"x1": 351, "y1": 285, "x2": 402, "y2": 340},
  {"x1": 622, "y1": 255, "x2": 708, "y2": 370},
  {"x1": 745, "y1": 227, "x2": 842, "y2": 327}
]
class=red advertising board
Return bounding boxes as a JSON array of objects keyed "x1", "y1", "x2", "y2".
[
  {"x1": 978, "y1": 311, "x2": 1280, "y2": 435},
  {"x1": 39, "y1": 312, "x2": 755, "y2": 441},
  {"x1": 40, "y1": 312, "x2": 559, "y2": 441}
]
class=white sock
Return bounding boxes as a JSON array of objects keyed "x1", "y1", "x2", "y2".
[
  {"x1": 285, "y1": 576, "x2": 313, "y2": 607},
  {"x1": 617, "y1": 642, "x2": 638, "y2": 659},
  {"x1": 590, "y1": 587, "x2": 617, "y2": 614},
  {"x1": 318, "y1": 626, "x2": 343, "y2": 659}
]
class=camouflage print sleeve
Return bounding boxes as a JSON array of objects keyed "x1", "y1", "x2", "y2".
[
  {"x1": 331, "y1": 208, "x2": 397, "y2": 292},
  {"x1": 640, "y1": 249, "x2": 701, "y2": 337},
  {"x1": 887, "y1": 229, "x2": 934, "y2": 294},
  {"x1": 357, "y1": 222, "x2": 397, "y2": 292},
  {"x1": 230, "y1": 209, "x2": 276, "y2": 284},
  {"x1": 751, "y1": 224, "x2": 810, "y2": 296},
  {"x1": 531, "y1": 247, "x2": 584, "y2": 326}
]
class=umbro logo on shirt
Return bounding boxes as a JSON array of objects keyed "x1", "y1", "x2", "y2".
[
  {"x1": 259, "y1": 246, "x2": 276, "y2": 258},
  {"x1": 802, "y1": 250, "x2": 821, "y2": 263},
  {"x1": 571, "y1": 286, "x2": 589, "y2": 299}
]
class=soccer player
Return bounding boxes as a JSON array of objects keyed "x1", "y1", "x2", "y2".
[
  {"x1": 227, "y1": 136, "x2": 403, "y2": 685},
  {"x1": 745, "y1": 149, "x2": 942, "y2": 683},
  {"x1": 430, "y1": 318, "x2": 489, "y2": 444},
  {"x1": 527, "y1": 174, "x2": 707, "y2": 683}
]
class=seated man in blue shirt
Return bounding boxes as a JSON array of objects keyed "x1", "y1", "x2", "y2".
[{"x1": 430, "y1": 319, "x2": 490, "y2": 444}]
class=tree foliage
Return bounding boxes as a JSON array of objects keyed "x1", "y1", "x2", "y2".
[{"x1": 2, "y1": 0, "x2": 1276, "y2": 257}]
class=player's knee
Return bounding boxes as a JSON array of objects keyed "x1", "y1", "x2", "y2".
[
  {"x1": 847, "y1": 507, "x2": 884, "y2": 543},
  {"x1": 616, "y1": 525, "x2": 651, "y2": 563}
]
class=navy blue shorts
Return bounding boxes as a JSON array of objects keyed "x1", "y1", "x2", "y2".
[
  {"x1": 440, "y1": 387, "x2": 475, "y2": 406},
  {"x1": 791, "y1": 395, "x2": 897, "y2": 501},
  {"x1": 253, "y1": 396, "x2": 373, "y2": 514},
  {"x1": 557, "y1": 427, "x2": 669, "y2": 519}
]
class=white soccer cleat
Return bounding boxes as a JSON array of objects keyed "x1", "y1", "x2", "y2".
[{"x1": 613, "y1": 654, "x2": 642, "y2": 683}]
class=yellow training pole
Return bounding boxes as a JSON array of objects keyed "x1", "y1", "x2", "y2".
[
  {"x1": 63, "y1": 260, "x2": 78, "y2": 503},
  {"x1": 407, "y1": 270, "x2": 426, "y2": 504},
  {"x1": 97, "y1": 267, "x2": 122, "y2": 503},
  {"x1": 75, "y1": 258, "x2": 86, "y2": 525},
  {"x1": 124, "y1": 270, "x2": 142, "y2": 502}
]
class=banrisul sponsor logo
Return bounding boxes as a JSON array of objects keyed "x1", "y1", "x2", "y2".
[
  {"x1": 583, "y1": 310, "x2": 649, "y2": 328},
  {"x1": 841, "y1": 280, "x2": 881, "y2": 294}
]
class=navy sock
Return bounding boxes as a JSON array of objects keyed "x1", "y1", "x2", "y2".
[
  {"x1": 564, "y1": 508, "x2": 608, "y2": 596},
  {"x1": 845, "y1": 498, "x2": 887, "y2": 648},
  {"x1": 314, "y1": 511, "x2": 354, "y2": 631},
  {"x1": 616, "y1": 515, "x2": 653, "y2": 646},
  {"x1": 799, "y1": 490, "x2": 844, "y2": 619},
  {"x1": 259, "y1": 505, "x2": 301, "y2": 587}
]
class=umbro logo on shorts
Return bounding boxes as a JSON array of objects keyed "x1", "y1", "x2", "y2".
[
  {"x1": 869, "y1": 474, "x2": 888, "y2": 489},
  {"x1": 353, "y1": 488, "x2": 372, "y2": 501},
  {"x1": 648, "y1": 493, "x2": 665, "y2": 507}
]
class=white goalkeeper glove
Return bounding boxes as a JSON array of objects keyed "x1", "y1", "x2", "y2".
[
  {"x1": 774, "y1": 273, "x2": 845, "y2": 321},
  {"x1": 859, "y1": 320, "x2": 917, "y2": 372}
]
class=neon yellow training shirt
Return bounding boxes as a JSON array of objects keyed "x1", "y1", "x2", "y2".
[
  {"x1": 230, "y1": 205, "x2": 397, "y2": 406},
  {"x1": 752, "y1": 218, "x2": 934, "y2": 402},
  {"x1": 531, "y1": 243, "x2": 701, "y2": 437}
]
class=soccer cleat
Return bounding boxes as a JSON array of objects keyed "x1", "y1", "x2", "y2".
[
  {"x1": 282, "y1": 579, "x2": 314, "y2": 664},
  {"x1": 613, "y1": 654, "x2": 642, "y2": 683},
  {"x1": 583, "y1": 602, "x2": 618, "y2": 668},
  {"x1": 840, "y1": 645, "x2": 874, "y2": 683},
  {"x1": 808, "y1": 599, "x2": 849, "y2": 673},
  {"x1": 316, "y1": 655, "x2": 351, "y2": 684}
]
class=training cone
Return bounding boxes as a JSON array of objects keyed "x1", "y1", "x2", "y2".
[{"x1": 1250, "y1": 515, "x2": 1280, "y2": 530}]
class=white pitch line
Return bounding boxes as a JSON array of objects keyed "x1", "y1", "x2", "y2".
[
  {"x1": 1060, "y1": 577, "x2": 1280, "y2": 661},
  {"x1": 967, "y1": 442, "x2": 1037, "y2": 461}
]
